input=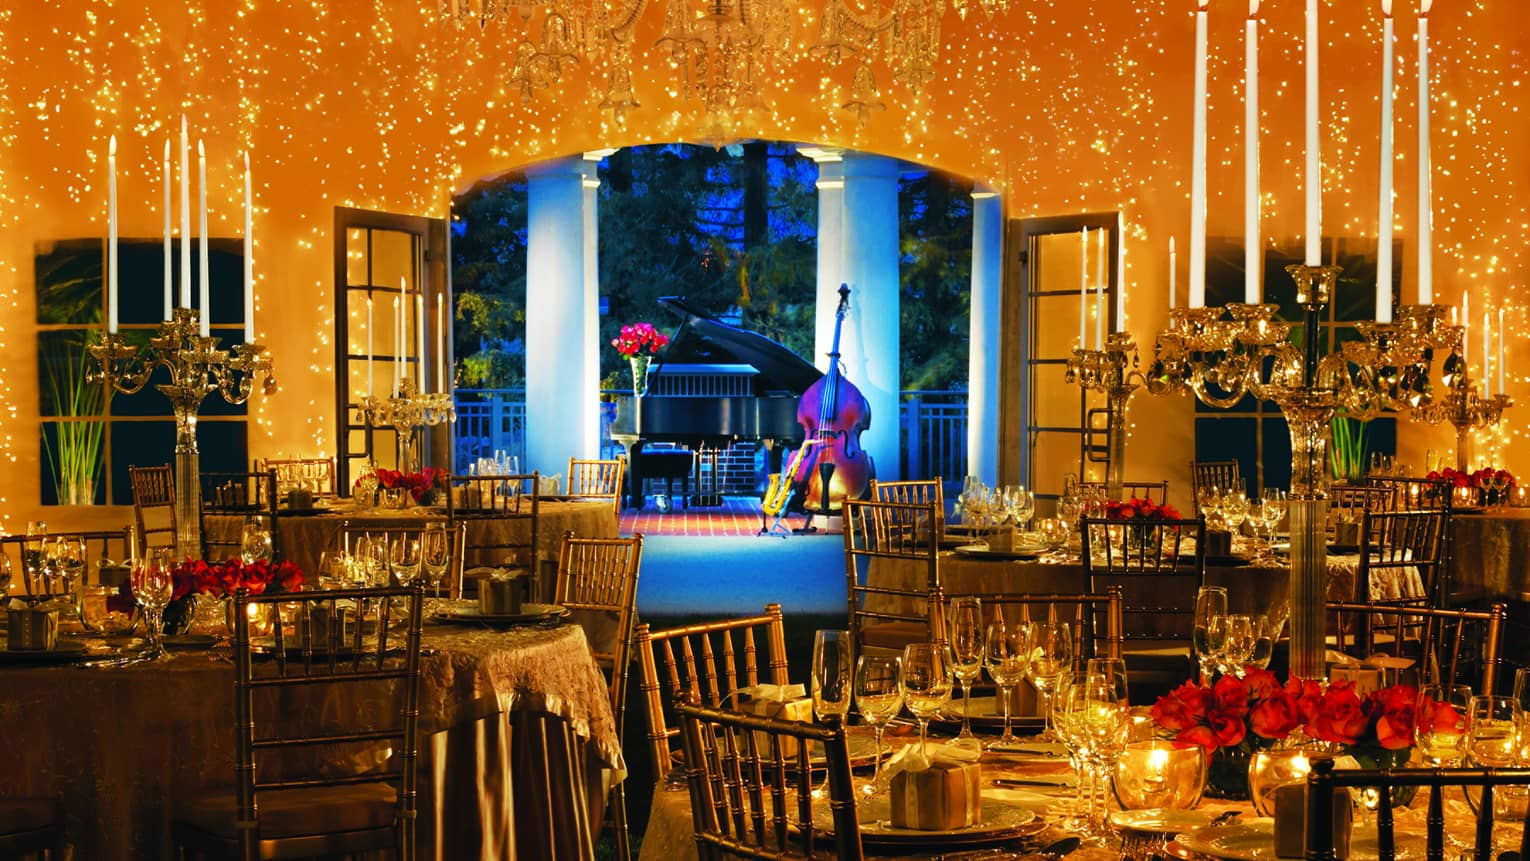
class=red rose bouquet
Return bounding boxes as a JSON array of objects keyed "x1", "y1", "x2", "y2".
[
  {"x1": 1104, "y1": 497, "x2": 1182, "y2": 520},
  {"x1": 113, "y1": 557, "x2": 306, "y2": 634},
  {"x1": 610, "y1": 322, "x2": 669, "y2": 358},
  {"x1": 373, "y1": 466, "x2": 445, "y2": 504}
]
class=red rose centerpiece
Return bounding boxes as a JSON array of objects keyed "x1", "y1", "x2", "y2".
[
  {"x1": 1151, "y1": 669, "x2": 1418, "y2": 800},
  {"x1": 119, "y1": 557, "x2": 307, "y2": 637},
  {"x1": 611, "y1": 322, "x2": 669, "y2": 395}
]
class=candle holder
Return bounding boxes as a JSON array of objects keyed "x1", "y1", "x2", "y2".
[
  {"x1": 87, "y1": 307, "x2": 277, "y2": 559},
  {"x1": 1064, "y1": 332, "x2": 1156, "y2": 499},
  {"x1": 356, "y1": 378, "x2": 456, "y2": 474},
  {"x1": 1112, "y1": 740, "x2": 1207, "y2": 811}
]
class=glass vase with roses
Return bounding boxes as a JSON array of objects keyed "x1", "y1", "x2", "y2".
[{"x1": 1151, "y1": 668, "x2": 1418, "y2": 802}]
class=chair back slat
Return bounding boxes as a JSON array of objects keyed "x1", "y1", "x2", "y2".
[
  {"x1": 129, "y1": 464, "x2": 178, "y2": 551},
  {"x1": 200, "y1": 469, "x2": 280, "y2": 562},
  {"x1": 445, "y1": 471, "x2": 541, "y2": 595},
  {"x1": 1190, "y1": 460, "x2": 1243, "y2": 499},
  {"x1": 635, "y1": 605, "x2": 790, "y2": 781},
  {"x1": 567, "y1": 457, "x2": 626, "y2": 517},
  {"x1": 1078, "y1": 480, "x2": 1169, "y2": 505},
  {"x1": 935, "y1": 588, "x2": 1124, "y2": 664},
  {"x1": 0, "y1": 528, "x2": 135, "y2": 597},
  {"x1": 259, "y1": 456, "x2": 338, "y2": 498},
  {"x1": 676, "y1": 698, "x2": 864, "y2": 861},
  {"x1": 843, "y1": 498, "x2": 942, "y2": 655}
]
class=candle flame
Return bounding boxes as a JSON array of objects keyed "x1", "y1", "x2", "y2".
[
  {"x1": 198, "y1": 139, "x2": 205, "y2": 158},
  {"x1": 1198, "y1": 0, "x2": 1209, "y2": 10},
  {"x1": 163, "y1": 138, "x2": 169, "y2": 159},
  {"x1": 1419, "y1": 0, "x2": 1431, "y2": 14},
  {"x1": 1149, "y1": 747, "x2": 1170, "y2": 770},
  {"x1": 1381, "y1": 0, "x2": 1392, "y2": 16},
  {"x1": 1249, "y1": 0, "x2": 1259, "y2": 16},
  {"x1": 244, "y1": 150, "x2": 250, "y2": 170},
  {"x1": 108, "y1": 135, "x2": 116, "y2": 156}
]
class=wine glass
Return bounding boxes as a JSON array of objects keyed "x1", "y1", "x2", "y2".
[
  {"x1": 947, "y1": 596, "x2": 985, "y2": 743},
  {"x1": 853, "y1": 654, "x2": 903, "y2": 796},
  {"x1": 900, "y1": 643, "x2": 953, "y2": 761},
  {"x1": 1247, "y1": 613, "x2": 1277, "y2": 671},
  {"x1": 240, "y1": 517, "x2": 273, "y2": 565},
  {"x1": 1026, "y1": 620, "x2": 1072, "y2": 741},
  {"x1": 1512, "y1": 667, "x2": 1530, "y2": 715},
  {"x1": 1192, "y1": 586, "x2": 1228, "y2": 681},
  {"x1": 421, "y1": 524, "x2": 452, "y2": 610},
  {"x1": 1038, "y1": 517, "x2": 1070, "y2": 559},
  {"x1": 1216, "y1": 614, "x2": 1257, "y2": 676},
  {"x1": 1057, "y1": 671, "x2": 1129, "y2": 844},
  {"x1": 56, "y1": 535, "x2": 86, "y2": 598},
  {"x1": 389, "y1": 536, "x2": 421, "y2": 587},
  {"x1": 1262, "y1": 489, "x2": 1287, "y2": 536},
  {"x1": 360, "y1": 535, "x2": 390, "y2": 587},
  {"x1": 1085, "y1": 657, "x2": 1129, "y2": 705},
  {"x1": 1466, "y1": 696, "x2": 1521, "y2": 767},
  {"x1": 983, "y1": 617, "x2": 1032, "y2": 749},
  {"x1": 811, "y1": 630, "x2": 853, "y2": 796},
  {"x1": 22, "y1": 521, "x2": 47, "y2": 589},
  {"x1": 133, "y1": 548, "x2": 175, "y2": 661},
  {"x1": 1416, "y1": 684, "x2": 1472, "y2": 766}
]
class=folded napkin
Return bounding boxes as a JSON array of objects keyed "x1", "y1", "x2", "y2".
[{"x1": 881, "y1": 739, "x2": 982, "y2": 778}]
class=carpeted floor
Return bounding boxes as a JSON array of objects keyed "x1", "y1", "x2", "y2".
[{"x1": 619, "y1": 494, "x2": 841, "y2": 537}]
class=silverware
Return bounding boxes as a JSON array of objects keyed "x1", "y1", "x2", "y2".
[
  {"x1": 1207, "y1": 809, "x2": 1241, "y2": 828},
  {"x1": 991, "y1": 778, "x2": 1073, "y2": 789},
  {"x1": 1020, "y1": 836, "x2": 1080, "y2": 860}
]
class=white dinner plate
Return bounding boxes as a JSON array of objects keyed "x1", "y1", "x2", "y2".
[{"x1": 1177, "y1": 818, "x2": 1427, "y2": 860}]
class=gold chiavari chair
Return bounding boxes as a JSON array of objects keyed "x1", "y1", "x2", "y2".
[
  {"x1": 1081, "y1": 515, "x2": 1206, "y2": 691},
  {"x1": 1305, "y1": 758, "x2": 1530, "y2": 861},
  {"x1": 1326, "y1": 601, "x2": 1506, "y2": 693},
  {"x1": 676, "y1": 697, "x2": 865, "y2": 861},
  {"x1": 200, "y1": 469, "x2": 280, "y2": 562},
  {"x1": 567, "y1": 457, "x2": 626, "y2": 517},
  {"x1": 1078, "y1": 480, "x2": 1170, "y2": 505},
  {"x1": 842, "y1": 497, "x2": 943, "y2": 656},
  {"x1": 333, "y1": 518, "x2": 458, "y2": 591},
  {"x1": 934, "y1": 587, "x2": 1124, "y2": 665},
  {"x1": 171, "y1": 585, "x2": 424, "y2": 860},
  {"x1": 634, "y1": 604, "x2": 790, "y2": 783},
  {"x1": 1331, "y1": 483, "x2": 1397, "y2": 519},
  {"x1": 553, "y1": 530, "x2": 643, "y2": 861},
  {"x1": 868, "y1": 477, "x2": 944, "y2": 509},
  {"x1": 1356, "y1": 508, "x2": 1446, "y2": 607},
  {"x1": 1190, "y1": 460, "x2": 1243, "y2": 500},
  {"x1": 444, "y1": 471, "x2": 540, "y2": 597},
  {"x1": 0, "y1": 527, "x2": 134, "y2": 597},
  {"x1": 129, "y1": 464, "x2": 177, "y2": 552}
]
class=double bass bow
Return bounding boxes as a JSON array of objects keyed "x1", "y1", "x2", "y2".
[{"x1": 794, "y1": 284, "x2": 874, "y2": 519}]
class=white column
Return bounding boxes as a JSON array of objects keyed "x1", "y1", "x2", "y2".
[
  {"x1": 802, "y1": 147, "x2": 845, "y2": 372},
  {"x1": 967, "y1": 190, "x2": 1003, "y2": 487},
  {"x1": 839, "y1": 153, "x2": 902, "y2": 482},
  {"x1": 525, "y1": 156, "x2": 600, "y2": 476}
]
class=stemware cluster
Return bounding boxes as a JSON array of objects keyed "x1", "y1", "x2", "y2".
[
  {"x1": 1053, "y1": 661, "x2": 1131, "y2": 846},
  {"x1": 1192, "y1": 586, "x2": 1281, "y2": 679},
  {"x1": 958, "y1": 477, "x2": 1035, "y2": 530}
]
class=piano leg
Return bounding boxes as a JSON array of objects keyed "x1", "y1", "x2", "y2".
[{"x1": 625, "y1": 441, "x2": 647, "y2": 510}]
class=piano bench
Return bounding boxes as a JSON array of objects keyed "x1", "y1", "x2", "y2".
[{"x1": 635, "y1": 450, "x2": 694, "y2": 511}]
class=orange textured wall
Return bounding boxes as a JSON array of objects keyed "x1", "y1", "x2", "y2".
[{"x1": 0, "y1": 0, "x2": 1525, "y2": 529}]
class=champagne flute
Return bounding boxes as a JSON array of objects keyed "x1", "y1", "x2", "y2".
[
  {"x1": 1192, "y1": 586, "x2": 1228, "y2": 681},
  {"x1": 1217, "y1": 614, "x2": 1258, "y2": 676},
  {"x1": 1026, "y1": 620, "x2": 1072, "y2": 741},
  {"x1": 421, "y1": 524, "x2": 451, "y2": 610},
  {"x1": 811, "y1": 630, "x2": 853, "y2": 797},
  {"x1": 853, "y1": 654, "x2": 903, "y2": 796},
  {"x1": 947, "y1": 596, "x2": 985, "y2": 743},
  {"x1": 1416, "y1": 684, "x2": 1472, "y2": 766},
  {"x1": 133, "y1": 548, "x2": 175, "y2": 661},
  {"x1": 22, "y1": 521, "x2": 46, "y2": 591},
  {"x1": 1247, "y1": 613, "x2": 1276, "y2": 670},
  {"x1": 1059, "y1": 671, "x2": 1129, "y2": 844},
  {"x1": 900, "y1": 643, "x2": 953, "y2": 761},
  {"x1": 984, "y1": 617, "x2": 1032, "y2": 749}
]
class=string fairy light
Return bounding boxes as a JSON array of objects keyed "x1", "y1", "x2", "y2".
[{"x1": 0, "y1": 0, "x2": 1522, "y2": 529}]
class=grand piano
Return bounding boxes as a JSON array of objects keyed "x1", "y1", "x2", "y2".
[{"x1": 609, "y1": 297, "x2": 823, "y2": 510}]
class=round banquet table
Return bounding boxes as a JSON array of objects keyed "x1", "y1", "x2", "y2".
[
  {"x1": 1451, "y1": 508, "x2": 1530, "y2": 602},
  {"x1": 206, "y1": 498, "x2": 618, "y2": 602},
  {"x1": 0, "y1": 620, "x2": 622, "y2": 860}
]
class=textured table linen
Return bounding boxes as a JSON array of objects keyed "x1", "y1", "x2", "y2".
[
  {"x1": 0, "y1": 621, "x2": 621, "y2": 860},
  {"x1": 208, "y1": 498, "x2": 618, "y2": 601},
  {"x1": 1452, "y1": 508, "x2": 1530, "y2": 601}
]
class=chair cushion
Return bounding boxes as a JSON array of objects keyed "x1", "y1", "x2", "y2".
[
  {"x1": 178, "y1": 782, "x2": 398, "y2": 840},
  {"x1": 860, "y1": 621, "x2": 929, "y2": 651},
  {"x1": 0, "y1": 799, "x2": 59, "y2": 836}
]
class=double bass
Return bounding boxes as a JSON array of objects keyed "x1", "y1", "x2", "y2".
[{"x1": 765, "y1": 284, "x2": 874, "y2": 523}]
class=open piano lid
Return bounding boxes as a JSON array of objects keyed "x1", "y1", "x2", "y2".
[{"x1": 653, "y1": 296, "x2": 824, "y2": 395}]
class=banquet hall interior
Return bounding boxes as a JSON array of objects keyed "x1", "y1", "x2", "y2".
[{"x1": 3, "y1": 0, "x2": 1530, "y2": 859}]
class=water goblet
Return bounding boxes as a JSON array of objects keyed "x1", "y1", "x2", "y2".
[
  {"x1": 811, "y1": 630, "x2": 853, "y2": 796},
  {"x1": 1216, "y1": 614, "x2": 1257, "y2": 676},
  {"x1": 1466, "y1": 696, "x2": 1521, "y2": 767},
  {"x1": 853, "y1": 654, "x2": 902, "y2": 796},
  {"x1": 240, "y1": 517, "x2": 273, "y2": 565},
  {"x1": 900, "y1": 642, "x2": 953, "y2": 761},
  {"x1": 421, "y1": 525, "x2": 452, "y2": 611},
  {"x1": 133, "y1": 548, "x2": 176, "y2": 661},
  {"x1": 947, "y1": 596, "x2": 985, "y2": 743},
  {"x1": 1025, "y1": 620, "x2": 1072, "y2": 741},
  {"x1": 389, "y1": 536, "x2": 422, "y2": 587},
  {"x1": 983, "y1": 617, "x2": 1032, "y2": 749},
  {"x1": 1416, "y1": 684, "x2": 1472, "y2": 766},
  {"x1": 1192, "y1": 586, "x2": 1228, "y2": 681}
]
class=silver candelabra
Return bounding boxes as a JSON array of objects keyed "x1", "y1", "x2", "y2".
[{"x1": 356, "y1": 378, "x2": 456, "y2": 474}]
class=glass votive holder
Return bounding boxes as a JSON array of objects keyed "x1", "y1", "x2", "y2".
[
  {"x1": 1113, "y1": 740, "x2": 1206, "y2": 810},
  {"x1": 77, "y1": 585, "x2": 137, "y2": 637},
  {"x1": 1248, "y1": 747, "x2": 1321, "y2": 817}
]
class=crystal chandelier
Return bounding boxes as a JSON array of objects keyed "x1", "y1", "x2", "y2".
[{"x1": 440, "y1": 0, "x2": 978, "y2": 127}]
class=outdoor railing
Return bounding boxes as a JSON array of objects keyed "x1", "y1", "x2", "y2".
[{"x1": 452, "y1": 387, "x2": 969, "y2": 484}]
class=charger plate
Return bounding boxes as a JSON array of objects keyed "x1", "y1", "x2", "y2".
[
  {"x1": 952, "y1": 544, "x2": 1048, "y2": 561},
  {"x1": 799, "y1": 794, "x2": 1042, "y2": 851},
  {"x1": 1173, "y1": 818, "x2": 1427, "y2": 860},
  {"x1": 433, "y1": 603, "x2": 568, "y2": 626},
  {"x1": 0, "y1": 638, "x2": 91, "y2": 665},
  {"x1": 1109, "y1": 808, "x2": 1216, "y2": 835}
]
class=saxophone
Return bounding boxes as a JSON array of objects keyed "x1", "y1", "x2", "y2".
[{"x1": 762, "y1": 439, "x2": 815, "y2": 517}]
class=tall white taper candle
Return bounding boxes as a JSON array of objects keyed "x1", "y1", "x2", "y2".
[
  {"x1": 1483, "y1": 310, "x2": 1491, "y2": 398},
  {"x1": 393, "y1": 294, "x2": 402, "y2": 392},
  {"x1": 1417, "y1": 0, "x2": 1434, "y2": 303},
  {"x1": 1305, "y1": 0, "x2": 1322, "y2": 265},
  {"x1": 416, "y1": 293, "x2": 426, "y2": 392},
  {"x1": 197, "y1": 140, "x2": 210, "y2": 337},
  {"x1": 1376, "y1": 1, "x2": 1396, "y2": 322},
  {"x1": 1245, "y1": 1, "x2": 1261, "y2": 303},
  {"x1": 180, "y1": 116, "x2": 191, "y2": 309},
  {"x1": 244, "y1": 151, "x2": 254, "y2": 341},
  {"x1": 1190, "y1": 0, "x2": 1210, "y2": 307},
  {"x1": 1079, "y1": 228, "x2": 1089, "y2": 348},
  {"x1": 1461, "y1": 289, "x2": 1469, "y2": 372},
  {"x1": 366, "y1": 295, "x2": 374, "y2": 399},
  {"x1": 1095, "y1": 227, "x2": 1105, "y2": 349},
  {"x1": 107, "y1": 136, "x2": 118, "y2": 334},
  {"x1": 1498, "y1": 307, "x2": 1505, "y2": 394},
  {"x1": 1169, "y1": 236, "x2": 1178, "y2": 310},
  {"x1": 163, "y1": 139, "x2": 172, "y2": 321},
  {"x1": 436, "y1": 294, "x2": 446, "y2": 391}
]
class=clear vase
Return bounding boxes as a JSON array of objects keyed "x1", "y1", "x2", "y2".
[
  {"x1": 1204, "y1": 746, "x2": 1253, "y2": 801},
  {"x1": 629, "y1": 355, "x2": 651, "y2": 396},
  {"x1": 186, "y1": 594, "x2": 231, "y2": 638}
]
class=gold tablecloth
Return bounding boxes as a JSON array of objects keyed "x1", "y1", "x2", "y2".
[
  {"x1": 0, "y1": 621, "x2": 621, "y2": 860},
  {"x1": 1452, "y1": 509, "x2": 1530, "y2": 601},
  {"x1": 207, "y1": 498, "x2": 619, "y2": 601}
]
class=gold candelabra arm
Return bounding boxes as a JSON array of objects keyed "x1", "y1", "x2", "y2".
[{"x1": 86, "y1": 333, "x2": 157, "y2": 394}]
